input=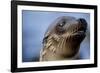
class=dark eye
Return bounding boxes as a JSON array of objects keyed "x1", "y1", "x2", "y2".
[
  {"x1": 58, "y1": 20, "x2": 66, "y2": 27},
  {"x1": 58, "y1": 23, "x2": 63, "y2": 27}
]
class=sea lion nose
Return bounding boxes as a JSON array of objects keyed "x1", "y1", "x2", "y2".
[{"x1": 77, "y1": 18, "x2": 87, "y2": 32}]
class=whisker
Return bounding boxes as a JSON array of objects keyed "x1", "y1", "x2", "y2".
[{"x1": 62, "y1": 38, "x2": 66, "y2": 52}]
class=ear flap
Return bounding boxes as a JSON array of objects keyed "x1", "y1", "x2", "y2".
[
  {"x1": 77, "y1": 18, "x2": 87, "y2": 32},
  {"x1": 42, "y1": 35, "x2": 48, "y2": 44}
]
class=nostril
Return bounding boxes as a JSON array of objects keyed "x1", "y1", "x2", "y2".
[
  {"x1": 77, "y1": 18, "x2": 87, "y2": 32},
  {"x1": 78, "y1": 18, "x2": 87, "y2": 28}
]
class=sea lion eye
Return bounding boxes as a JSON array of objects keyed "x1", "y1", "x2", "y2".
[
  {"x1": 58, "y1": 20, "x2": 66, "y2": 27},
  {"x1": 58, "y1": 23, "x2": 63, "y2": 27}
]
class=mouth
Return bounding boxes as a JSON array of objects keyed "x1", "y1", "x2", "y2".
[
  {"x1": 71, "y1": 19, "x2": 87, "y2": 41},
  {"x1": 74, "y1": 26, "x2": 86, "y2": 35},
  {"x1": 73, "y1": 18, "x2": 87, "y2": 36},
  {"x1": 72, "y1": 27, "x2": 87, "y2": 41}
]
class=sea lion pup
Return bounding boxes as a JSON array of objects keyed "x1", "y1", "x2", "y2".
[{"x1": 40, "y1": 16, "x2": 87, "y2": 61}]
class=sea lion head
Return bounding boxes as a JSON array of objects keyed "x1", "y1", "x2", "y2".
[
  {"x1": 55, "y1": 16, "x2": 87, "y2": 43},
  {"x1": 42, "y1": 16, "x2": 88, "y2": 60}
]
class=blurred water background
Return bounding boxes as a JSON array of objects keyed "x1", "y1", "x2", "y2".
[{"x1": 22, "y1": 10, "x2": 90, "y2": 62}]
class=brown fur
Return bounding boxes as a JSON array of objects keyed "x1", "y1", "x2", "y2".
[{"x1": 40, "y1": 16, "x2": 87, "y2": 61}]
